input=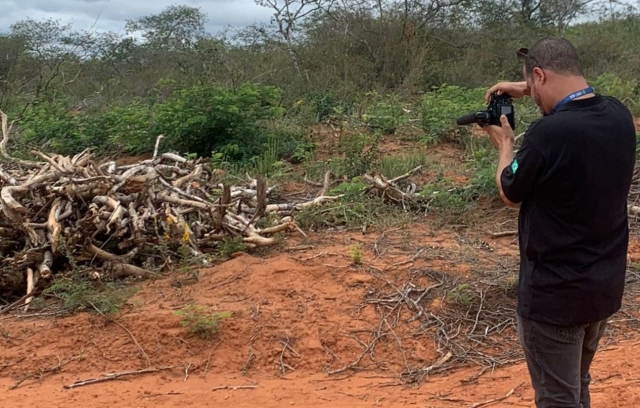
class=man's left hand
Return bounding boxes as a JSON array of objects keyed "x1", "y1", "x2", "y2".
[{"x1": 483, "y1": 115, "x2": 515, "y2": 149}]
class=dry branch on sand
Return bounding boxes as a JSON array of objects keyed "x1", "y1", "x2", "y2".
[{"x1": 0, "y1": 111, "x2": 346, "y2": 301}]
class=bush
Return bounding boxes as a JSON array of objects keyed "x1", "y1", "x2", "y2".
[
  {"x1": 19, "y1": 101, "x2": 88, "y2": 155},
  {"x1": 329, "y1": 132, "x2": 381, "y2": 178},
  {"x1": 17, "y1": 83, "x2": 296, "y2": 164},
  {"x1": 362, "y1": 91, "x2": 408, "y2": 134},
  {"x1": 151, "y1": 83, "x2": 285, "y2": 160},
  {"x1": 421, "y1": 85, "x2": 485, "y2": 143},
  {"x1": 591, "y1": 73, "x2": 640, "y2": 114}
]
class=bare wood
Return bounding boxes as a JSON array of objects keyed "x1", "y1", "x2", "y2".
[
  {"x1": 1, "y1": 172, "x2": 59, "y2": 218},
  {"x1": 264, "y1": 195, "x2": 344, "y2": 214},
  {"x1": 153, "y1": 135, "x2": 165, "y2": 159},
  {"x1": 157, "y1": 190, "x2": 211, "y2": 211},
  {"x1": 63, "y1": 367, "x2": 173, "y2": 389},
  {"x1": 411, "y1": 351, "x2": 453, "y2": 376},
  {"x1": 10, "y1": 355, "x2": 81, "y2": 390},
  {"x1": 0, "y1": 116, "x2": 345, "y2": 295},
  {"x1": 105, "y1": 262, "x2": 154, "y2": 279},
  {"x1": 490, "y1": 230, "x2": 518, "y2": 238},
  {"x1": 215, "y1": 185, "x2": 231, "y2": 231},
  {"x1": 24, "y1": 268, "x2": 37, "y2": 310},
  {"x1": 38, "y1": 251, "x2": 53, "y2": 279},
  {"x1": 319, "y1": 170, "x2": 332, "y2": 197},
  {"x1": 157, "y1": 176, "x2": 211, "y2": 205},
  {"x1": 85, "y1": 243, "x2": 126, "y2": 263},
  {"x1": 389, "y1": 165, "x2": 424, "y2": 184},
  {"x1": 256, "y1": 175, "x2": 267, "y2": 217},
  {"x1": 470, "y1": 382, "x2": 525, "y2": 408},
  {"x1": 0, "y1": 108, "x2": 10, "y2": 159},
  {"x1": 30, "y1": 150, "x2": 68, "y2": 174},
  {"x1": 173, "y1": 164, "x2": 203, "y2": 188},
  {"x1": 212, "y1": 385, "x2": 258, "y2": 392},
  {"x1": 48, "y1": 198, "x2": 62, "y2": 253},
  {"x1": 160, "y1": 152, "x2": 187, "y2": 163},
  {"x1": 303, "y1": 175, "x2": 323, "y2": 187},
  {"x1": 0, "y1": 168, "x2": 17, "y2": 185}
]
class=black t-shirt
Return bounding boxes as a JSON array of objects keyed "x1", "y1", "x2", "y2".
[{"x1": 501, "y1": 95, "x2": 637, "y2": 326}]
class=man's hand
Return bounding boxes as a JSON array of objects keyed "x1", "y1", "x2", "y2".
[
  {"x1": 483, "y1": 115, "x2": 515, "y2": 150},
  {"x1": 484, "y1": 81, "x2": 530, "y2": 104}
]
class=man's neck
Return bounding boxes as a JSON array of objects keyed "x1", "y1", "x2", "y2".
[{"x1": 547, "y1": 76, "x2": 594, "y2": 110}]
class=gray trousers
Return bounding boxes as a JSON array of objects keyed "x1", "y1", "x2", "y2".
[{"x1": 517, "y1": 314, "x2": 608, "y2": 408}]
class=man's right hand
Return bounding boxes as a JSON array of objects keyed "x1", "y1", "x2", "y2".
[{"x1": 485, "y1": 81, "x2": 530, "y2": 104}]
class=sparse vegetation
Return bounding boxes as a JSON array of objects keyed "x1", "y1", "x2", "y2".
[
  {"x1": 349, "y1": 244, "x2": 363, "y2": 265},
  {"x1": 40, "y1": 276, "x2": 137, "y2": 316},
  {"x1": 173, "y1": 304, "x2": 232, "y2": 339}
]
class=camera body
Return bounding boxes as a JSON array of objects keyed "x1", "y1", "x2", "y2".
[{"x1": 457, "y1": 93, "x2": 516, "y2": 130}]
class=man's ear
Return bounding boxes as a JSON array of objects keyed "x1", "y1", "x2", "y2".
[{"x1": 532, "y1": 67, "x2": 545, "y2": 84}]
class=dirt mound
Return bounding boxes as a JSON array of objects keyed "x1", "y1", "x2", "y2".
[
  {"x1": 2, "y1": 226, "x2": 640, "y2": 407},
  {"x1": 0, "y1": 225, "x2": 509, "y2": 378}
]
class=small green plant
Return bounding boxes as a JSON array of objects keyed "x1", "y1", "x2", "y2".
[
  {"x1": 42, "y1": 276, "x2": 136, "y2": 315},
  {"x1": 173, "y1": 304, "x2": 232, "y2": 339},
  {"x1": 375, "y1": 151, "x2": 431, "y2": 180},
  {"x1": 328, "y1": 179, "x2": 369, "y2": 197},
  {"x1": 446, "y1": 283, "x2": 476, "y2": 306},
  {"x1": 418, "y1": 179, "x2": 468, "y2": 213},
  {"x1": 349, "y1": 243, "x2": 363, "y2": 265},
  {"x1": 218, "y1": 236, "x2": 249, "y2": 259},
  {"x1": 330, "y1": 132, "x2": 381, "y2": 178}
]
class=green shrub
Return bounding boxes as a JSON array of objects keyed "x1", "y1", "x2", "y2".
[
  {"x1": 591, "y1": 73, "x2": 640, "y2": 114},
  {"x1": 375, "y1": 151, "x2": 431, "y2": 179},
  {"x1": 421, "y1": 85, "x2": 485, "y2": 143},
  {"x1": 362, "y1": 91, "x2": 408, "y2": 134},
  {"x1": 329, "y1": 132, "x2": 381, "y2": 178},
  {"x1": 17, "y1": 83, "x2": 294, "y2": 163},
  {"x1": 173, "y1": 304, "x2": 232, "y2": 339},
  {"x1": 418, "y1": 179, "x2": 469, "y2": 213},
  {"x1": 100, "y1": 100, "x2": 154, "y2": 155},
  {"x1": 151, "y1": 83, "x2": 285, "y2": 161},
  {"x1": 19, "y1": 101, "x2": 88, "y2": 155}
]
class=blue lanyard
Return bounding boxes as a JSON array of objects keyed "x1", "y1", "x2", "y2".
[{"x1": 550, "y1": 86, "x2": 594, "y2": 114}]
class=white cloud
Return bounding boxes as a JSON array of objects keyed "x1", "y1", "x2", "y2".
[{"x1": 0, "y1": 0, "x2": 274, "y2": 35}]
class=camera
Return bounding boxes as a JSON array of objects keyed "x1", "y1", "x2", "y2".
[{"x1": 456, "y1": 93, "x2": 516, "y2": 130}]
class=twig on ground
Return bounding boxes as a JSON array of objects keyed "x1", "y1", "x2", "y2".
[
  {"x1": 113, "y1": 320, "x2": 152, "y2": 368},
  {"x1": 490, "y1": 230, "x2": 518, "y2": 238},
  {"x1": 469, "y1": 382, "x2": 525, "y2": 408},
  {"x1": 11, "y1": 355, "x2": 81, "y2": 390},
  {"x1": 212, "y1": 385, "x2": 258, "y2": 391},
  {"x1": 63, "y1": 367, "x2": 174, "y2": 389},
  {"x1": 86, "y1": 301, "x2": 151, "y2": 368},
  {"x1": 279, "y1": 337, "x2": 297, "y2": 376},
  {"x1": 327, "y1": 332, "x2": 384, "y2": 376}
]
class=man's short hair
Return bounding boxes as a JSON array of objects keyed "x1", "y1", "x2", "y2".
[{"x1": 521, "y1": 37, "x2": 583, "y2": 77}]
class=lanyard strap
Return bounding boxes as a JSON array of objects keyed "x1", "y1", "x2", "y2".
[{"x1": 550, "y1": 86, "x2": 594, "y2": 114}]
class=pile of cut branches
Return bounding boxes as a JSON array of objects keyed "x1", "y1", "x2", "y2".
[{"x1": 0, "y1": 113, "x2": 344, "y2": 303}]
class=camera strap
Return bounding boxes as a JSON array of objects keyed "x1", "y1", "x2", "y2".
[{"x1": 550, "y1": 86, "x2": 594, "y2": 115}]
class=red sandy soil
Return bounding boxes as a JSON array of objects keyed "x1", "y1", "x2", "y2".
[{"x1": 2, "y1": 226, "x2": 640, "y2": 407}]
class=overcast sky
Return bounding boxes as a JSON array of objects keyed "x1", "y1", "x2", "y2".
[{"x1": 0, "y1": 0, "x2": 274, "y2": 35}]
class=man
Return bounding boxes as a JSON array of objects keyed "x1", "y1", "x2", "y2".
[{"x1": 482, "y1": 37, "x2": 636, "y2": 407}]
